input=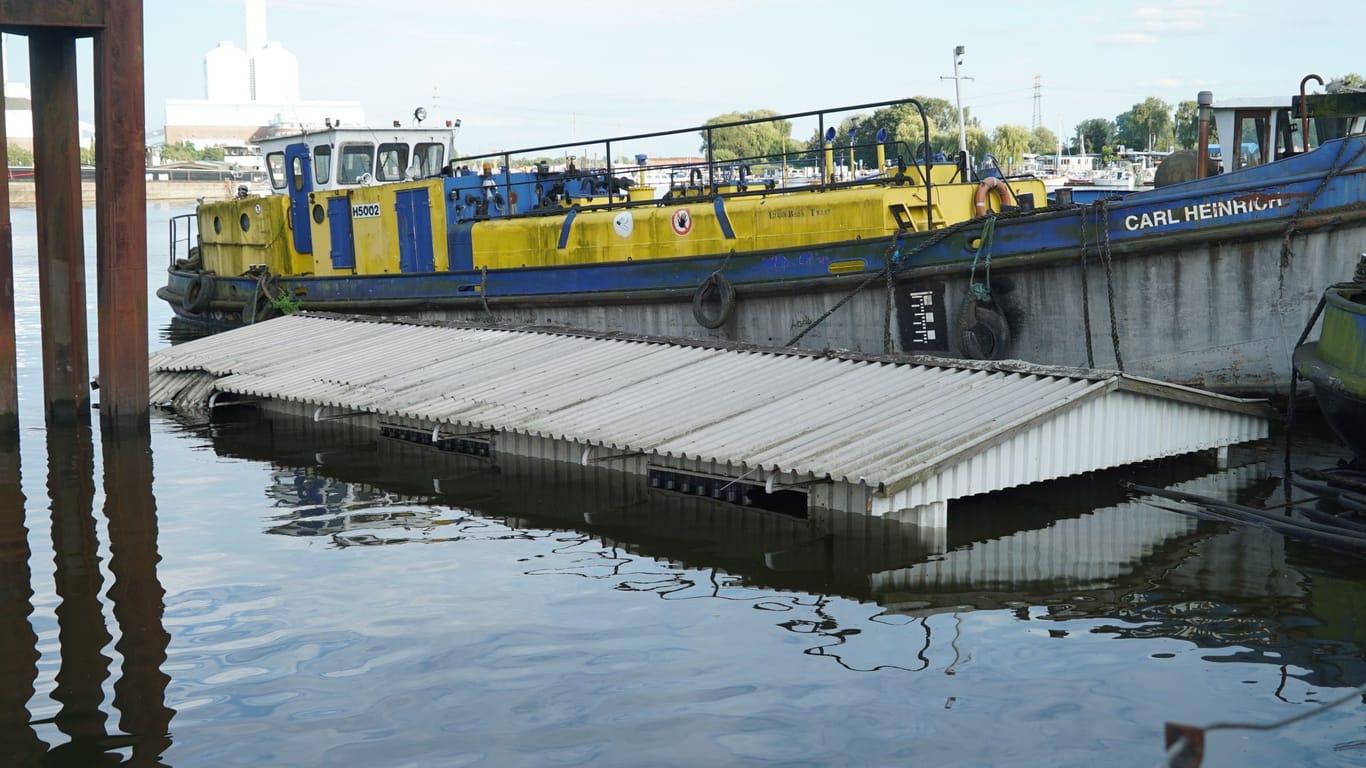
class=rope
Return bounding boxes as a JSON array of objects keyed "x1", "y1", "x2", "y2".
[
  {"x1": 784, "y1": 212, "x2": 1012, "y2": 348},
  {"x1": 1280, "y1": 137, "x2": 1366, "y2": 268},
  {"x1": 479, "y1": 266, "x2": 491, "y2": 320},
  {"x1": 882, "y1": 234, "x2": 902, "y2": 353},
  {"x1": 967, "y1": 214, "x2": 996, "y2": 303},
  {"x1": 1283, "y1": 291, "x2": 1329, "y2": 502},
  {"x1": 1078, "y1": 205, "x2": 1095, "y2": 368},
  {"x1": 1097, "y1": 199, "x2": 1125, "y2": 372}
]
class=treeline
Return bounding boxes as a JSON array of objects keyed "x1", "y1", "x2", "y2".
[
  {"x1": 7, "y1": 142, "x2": 96, "y2": 166},
  {"x1": 700, "y1": 73, "x2": 1365, "y2": 172}
]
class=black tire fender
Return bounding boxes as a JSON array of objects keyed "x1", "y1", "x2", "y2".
[
  {"x1": 958, "y1": 295, "x2": 1012, "y2": 360},
  {"x1": 182, "y1": 272, "x2": 215, "y2": 315},
  {"x1": 691, "y1": 272, "x2": 736, "y2": 329}
]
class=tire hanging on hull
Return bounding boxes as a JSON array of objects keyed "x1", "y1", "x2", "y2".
[{"x1": 692, "y1": 272, "x2": 736, "y2": 329}]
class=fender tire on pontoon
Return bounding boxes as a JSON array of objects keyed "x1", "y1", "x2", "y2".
[
  {"x1": 692, "y1": 272, "x2": 736, "y2": 329},
  {"x1": 182, "y1": 272, "x2": 215, "y2": 315},
  {"x1": 958, "y1": 295, "x2": 1011, "y2": 360}
]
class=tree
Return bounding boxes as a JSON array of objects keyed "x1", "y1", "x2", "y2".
[
  {"x1": 699, "y1": 110, "x2": 792, "y2": 163},
  {"x1": 989, "y1": 124, "x2": 1031, "y2": 173},
  {"x1": 1115, "y1": 97, "x2": 1173, "y2": 152},
  {"x1": 1028, "y1": 126, "x2": 1059, "y2": 155},
  {"x1": 1329, "y1": 72, "x2": 1366, "y2": 90},
  {"x1": 1074, "y1": 118, "x2": 1116, "y2": 154},
  {"x1": 1173, "y1": 100, "x2": 1199, "y2": 149},
  {"x1": 7, "y1": 143, "x2": 33, "y2": 166}
]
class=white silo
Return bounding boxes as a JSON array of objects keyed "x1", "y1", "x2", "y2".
[
  {"x1": 205, "y1": 41, "x2": 251, "y2": 102},
  {"x1": 251, "y1": 42, "x2": 299, "y2": 104}
]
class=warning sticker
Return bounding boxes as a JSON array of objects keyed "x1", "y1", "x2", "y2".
[{"x1": 671, "y1": 208, "x2": 693, "y2": 236}]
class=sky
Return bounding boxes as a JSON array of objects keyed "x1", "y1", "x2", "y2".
[{"x1": 1, "y1": 0, "x2": 1360, "y2": 156}]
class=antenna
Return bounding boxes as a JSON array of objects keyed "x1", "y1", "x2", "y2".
[
  {"x1": 1032, "y1": 74, "x2": 1042, "y2": 131},
  {"x1": 940, "y1": 45, "x2": 973, "y2": 156}
]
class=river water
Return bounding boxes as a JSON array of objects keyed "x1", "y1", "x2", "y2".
[{"x1": 2, "y1": 204, "x2": 1365, "y2": 767}]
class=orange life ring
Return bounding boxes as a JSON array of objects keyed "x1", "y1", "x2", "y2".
[{"x1": 974, "y1": 176, "x2": 1016, "y2": 214}]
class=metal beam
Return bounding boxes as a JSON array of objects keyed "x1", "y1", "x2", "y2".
[
  {"x1": 0, "y1": 75, "x2": 16, "y2": 437},
  {"x1": 0, "y1": 1, "x2": 105, "y2": 32},
  {"x1": 94, "y1": 0, "x2": 149, "y2": 432},
  {"x1": 30, "y1": 30, "x2": 90, "y2": 425}
]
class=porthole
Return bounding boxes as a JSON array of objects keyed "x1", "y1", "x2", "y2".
[
  {"x1": 312, "y1": 204, "x2": 325, "y2": 224},
  {"x1": 213, "y1": 215, "x2": 222, "y2": 234},
  {"x1": 240, "y1": 213, "x2": 251, "y2": 232}
]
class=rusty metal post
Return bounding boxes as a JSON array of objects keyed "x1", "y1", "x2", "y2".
[
  {"x1": 1196, "y1": 90, "x2": 1213, "y2": 180},
  {"x1": 94, "y1": 0, "x2": 149, "y2": 432},
  {"x1": 29, "y1": 30, "x2": 91, "y2": 426},
  {"x1": 0, "y1": 74, "x2": 16, "y2": 438}
]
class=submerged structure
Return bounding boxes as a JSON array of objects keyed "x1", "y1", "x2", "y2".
[{"x1": 148, "y1": 314, "x2": 1270, "y2": 534}]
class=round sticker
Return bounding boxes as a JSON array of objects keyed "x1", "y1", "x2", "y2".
[
  {"x1": 613, "y1": 211, "x2": 634, "y2": 237},
  {"x1": 671, "y1": 208, "x2": 693, "y2": 236},
  {"x1": 253, "y1": 203, "x2": 262, "y2": 214}
]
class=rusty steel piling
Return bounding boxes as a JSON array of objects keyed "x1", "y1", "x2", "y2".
[{"x1": 0, "y1": 0, "x2": 149, "y2": 434}]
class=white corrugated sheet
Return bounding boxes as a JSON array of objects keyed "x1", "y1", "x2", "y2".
[{"x1": 149, "y1": 314, "x2": 1271, "y2": 525}]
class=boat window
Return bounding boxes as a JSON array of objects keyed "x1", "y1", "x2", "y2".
[
  {"x1": 266, "y1": 151, "x2": 286, "y2": 190},
  {"x1": 339, "y1": 143, "x2": 375, "y2": 184},
  {"x1": 313, "y1": 144, "x2": 332, "y2": 184},
  {"x1": 414, "y1": 142, "x2": 445, "y2": 177},
  {"x1": 290, "y1": 155, "x2": 306, "y2": 191},
  {"x1": 1232, "y1": 112, "x2": 1270, "y2": 170},
  {"x1": 376, "y1": 143, "x2": 409, "y2": 182}
]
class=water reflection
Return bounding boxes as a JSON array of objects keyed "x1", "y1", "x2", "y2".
[
  {"x1": 202, "y1": 411, "x2": 1366, "y2": 696},
  {"x1": 2, "y1": 429, "x2": 173, "y2": 766},
  {"x1": 0, "y1": 443, "x2": 43, "y2": 764}
]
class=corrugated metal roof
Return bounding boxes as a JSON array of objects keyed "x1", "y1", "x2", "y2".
[{"x1": 149, "y1": 314, "x2": 1271, "y2": 520}]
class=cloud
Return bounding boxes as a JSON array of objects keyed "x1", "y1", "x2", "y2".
[
  {"x1": 1104, "y1": 32, "x2": 1158, "y2": 45},
  {"x1": 1132, "y1": 0, "x2": 1218, "y2": 34}
]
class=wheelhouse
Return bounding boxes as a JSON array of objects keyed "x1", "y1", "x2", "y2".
[
  {"x1": 1212, "y1": 89, "x2": 1366, "y2": 172},
  {"x1": 258, "y1": 125, "x2": 457, "y2": 194}
]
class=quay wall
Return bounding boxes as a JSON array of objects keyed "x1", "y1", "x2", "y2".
[{"x1": 7, "y1": 180, "x2": 232, "y2": 206}]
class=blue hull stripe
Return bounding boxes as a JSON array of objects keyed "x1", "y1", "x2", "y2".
[
  {"x1": 557, "y1": 206, "x2": 580, "y2": 250},
  {"x1": 714, "y1": 196, "x2": 736, "y2": 240}
]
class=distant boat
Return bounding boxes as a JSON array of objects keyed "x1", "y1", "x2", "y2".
[{"x1": 158, "y1": 80, "x2": 1366, "y2": 397}]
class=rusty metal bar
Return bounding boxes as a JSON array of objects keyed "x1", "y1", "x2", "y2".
[
  {"x1": 29, "y1": 29, "x2": 90, "y2": 425},
  {"x1": 94, "y1": 0, "x2": 149, "y2": 432},
  {"x1": 0, "y1": 1, "x2": 105, "y2": 30},
  {"x1": 0, "y1": 74, "x2": 16, "y2": 438}
]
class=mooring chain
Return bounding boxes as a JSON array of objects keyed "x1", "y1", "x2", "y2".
[
  {"x1": 1098, "y1": 199, "x2": 1124, "y2": 372},
  {"x1": 1078, "y1": 205, "x2": 1095, "y2": 368},
  {"x1": 1280, "y1": 137, "x2": 1366, "y2": 266}
]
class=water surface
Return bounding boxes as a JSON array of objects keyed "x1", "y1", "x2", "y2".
[{"x1": 2, "y1": 204, "x2": 1365, "y2": 767}]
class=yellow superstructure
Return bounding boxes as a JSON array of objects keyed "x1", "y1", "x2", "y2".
[{"x1": 193, "y1": 174, "x2": 1045, "y2": 279}]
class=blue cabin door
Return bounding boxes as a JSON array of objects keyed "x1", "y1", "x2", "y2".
[
  {"x1": 327, "y1": 196, "x2": 355, "y2": 270},
  {"x1": 394, "y1": 188, "x2": 435, "y2": 273},
  {"x1": 285, "y1": 143, "x2": 314, "y2": 254}
]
